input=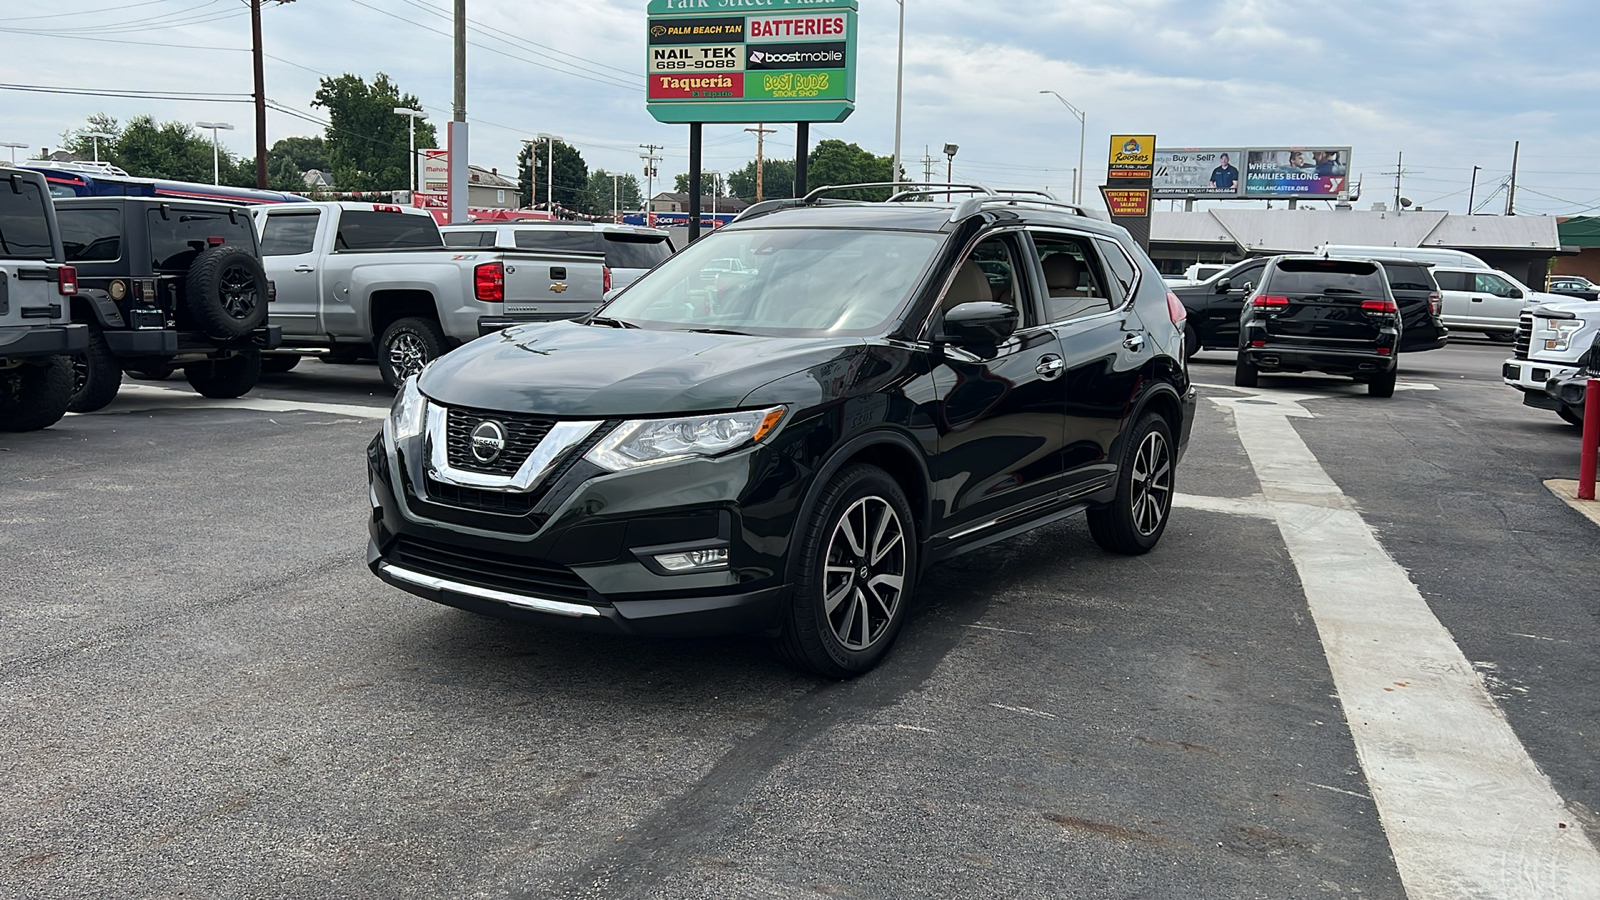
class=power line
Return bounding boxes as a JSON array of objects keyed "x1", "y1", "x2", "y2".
[
  {"x1": 394, "y1": 0, "x2": 641, "y2": 80},
  {"x1": 4, "y1": 0, "x2": 196, "y2": 21},
  {"x1": 0, "y1": 82, "x2": 256, "y2": 101}
]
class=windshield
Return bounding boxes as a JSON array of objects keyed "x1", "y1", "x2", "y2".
[
  {"x1": 1269, "y1": 259, "x2": 1386, "y2": 295},
  {"x1": 598, "y1": 228, "x2": 941, "y2": 336}
]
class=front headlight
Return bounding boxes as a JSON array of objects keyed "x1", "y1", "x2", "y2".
[
  {"x1": 387, "y1": 376, "x2": 427, "y2": 444},
  {"x1": 585, "y1": 406, "x2": 785, "y2": 472},
  {"x1": 1545, "y1": 320, "x2": 1583, "y2": 352}
]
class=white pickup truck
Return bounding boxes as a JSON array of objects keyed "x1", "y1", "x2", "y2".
[
  {"x1": 251, "y1": 202, "x2": 607, "y2": 388},
  {"x1": 1503, "y1": 297, "x2": 1600, "y2": 426}
]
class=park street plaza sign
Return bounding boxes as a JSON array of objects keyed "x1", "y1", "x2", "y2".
[{"x1": 645, "y1": 0, "x2": 858, "y2": 125}]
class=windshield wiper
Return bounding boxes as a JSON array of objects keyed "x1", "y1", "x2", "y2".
[
  {"x1": 684, "y1": 328, "x2": 750, "y2": 336},
  {"x1": 1320, "y1": 287, "x2": 1364, "y2": 295},
  {"x1": 588, "y1": 316, "x2": 638, "y2": 329}
]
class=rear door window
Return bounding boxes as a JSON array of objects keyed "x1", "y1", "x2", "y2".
[
  {"x1": 334, "y1": 210, "x2": 442, "y2": 250},
  {"x1": 57, "y1": 207, "x2": 122, "y2": 262},
  {"x1": 1267, "y1": 259, "x2": 1386, "y2": 295},
  {"x1": 0, "y1": 178, "x2": 55, "y2": 259},
  {"x1": 443, "y1": 230, "x2": 494, "y2": 248},
  {"x1": 146, "y1": 207, "x2": 257, "y2": 271},
  {"x1": 1030, "y1": 231, "x2": 1116, "y2": 322},
  {"x1": 259, "y1": 212, "x2": 321, "y2": 256},
  {"x1": 1432, "y1": 270, "x2": 1472, "y2": 292}
]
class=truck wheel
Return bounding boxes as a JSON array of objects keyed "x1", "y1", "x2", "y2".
[
  {"x1": 0, "y1": 357, "x2": 74, "y2": 432},
  {"x1": 1087, "y1": 412, "x2": 1175, "y2": 555},
  {"x1": 378, "y1": 317, "x2": 446, "y2": 390},
  {"x1": 261, "y1": 353, "x2": 301, "y2": 374},
  {"x1": 184, "y1": 350, "x2": 261, "y2": 399},
  {"x1": 776, "y1": 464, "x2": 916, "y2": 679},
  {"x1": 185, "y1": 245, "x2": 269, "y2": 339},
  {"x1": 1558, "y1": 405, "x2": 1583, "y2": 427},
  {"x1": 68, "y1": 326, "x2": 122, "y2": 413},
  {"x1": 1368, "y1": 367, "x2": 1397, "y2": 398}
]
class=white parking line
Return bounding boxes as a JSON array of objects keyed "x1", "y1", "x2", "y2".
[
  {"x1": 74, "y1": 383, "x2": 387, "y2": 420},
  {"x1": 1210, "y1": 389, "x2": 1600, "y2": 899}
]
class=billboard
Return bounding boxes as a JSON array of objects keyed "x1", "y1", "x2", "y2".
[
  {"x1": 1151, "y1": 146, "x2": 1352, "y2": 199},
  {"x1": 1153, "y1": 148, "x2": 1244, "y2": 198},
  {"x1": 645, "y1": 0, "x2": 858, "y2": 125},
  {"x1": 1244, "y1": 147, "x2": 1351, "y2": 198}
]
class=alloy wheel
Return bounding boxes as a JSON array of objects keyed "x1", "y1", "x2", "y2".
[
  {"x1": 1129, "y1": 431, "x2": 1172, "y2": 537},
  {"x1": 71, "y1": 353, "x2": 89, "y2": 394},
  {"x1": 387, "y1": 332, "x2": 428, "y2": 379},
  {"x1": 218, "y1": 264, "x2": 259, "y2": 320},
  {"x1": 822, "y1": 495, "x2": 907, "y2": 651}
]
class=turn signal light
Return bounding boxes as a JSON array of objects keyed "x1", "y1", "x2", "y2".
[
  {"x1": 1361, "y1": 300, "x2": 1399, "y2": 314},
  {"x1": 56, "y1": 265, "x2": 78, "y2": 296},
  {"x1": 1166, "y1": 291, "x2": 1187, "y2": 323},
  {"x1": 1427, "y1": 292, "x2": 1442, "y2": 316},
  {"x1": 603, "y1": 266, "x2": 613, "y2": 294},
  {"x1": 474, "y1": 261, "x2": 505, "y2": 303},
  {"x1": 1252, "y1": 295, "x2": 1289, "y2": 308}
]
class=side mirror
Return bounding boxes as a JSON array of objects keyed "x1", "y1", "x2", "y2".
[
  {"x1": 939, "y1": 301, "x2": 1019, "y2": 345},
  {"x1": 1241, "y1": 280, "x2": 1255, "y2": 293},
  {"x1": 1509, "y1": 288, "x2": 1524, "y2": 299},
  {"x1": 1214, "y1": 278, "x2": 1231, "y2": 294}
]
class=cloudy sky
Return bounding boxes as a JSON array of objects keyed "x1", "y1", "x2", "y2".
[{"x1": 4, "y1": 0, "x2": 1598, "y2": 215}]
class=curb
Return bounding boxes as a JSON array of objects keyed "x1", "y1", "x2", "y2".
[{"x1": 1544, "y1": 479, "x2": 1600, "y2": 528}]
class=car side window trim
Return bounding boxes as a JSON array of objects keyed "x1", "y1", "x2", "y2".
[
  {"x1": 1026, "y1": 227, "x2": 1123, "y2": 324},
  {"x1": 916, "y1": 225, "x2": 1041, "y2": 341}
]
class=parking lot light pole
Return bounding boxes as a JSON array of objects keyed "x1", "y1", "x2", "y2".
[
  {"x1": 891, "y1": 0, "x2": 905, "y2": 186},
  {"x1": 394, "y1": 108, "x2": 426, "y2": 195},
  {"x1": 1040, "y1": 90, "x2": 1086, "y2": 204},
  {"x1": 537, "y1": 132, "x2": 560, "y2": 216},
  {"x1": 195, "y1": 122, "x2": 234, "y2": 185},
  {"x1": 83, "y1": 131, "x2": 115, "y2": 164},
  {"x1": 1, "y1": 142, "x2": 28, "y2": 163}
]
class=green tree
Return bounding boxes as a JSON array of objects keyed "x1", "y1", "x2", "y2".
[
  {"x1": 672, "y1": 172, "x2": 729, "y2": 196},
  {"x1": 727, "y1": 158, "x2": 797, "y2": 202},
  {"x1": 582, "y1": 170, "x2": 642, "y2": 217},
  {"x1": 518, "y1": 138, "x2": 587, "y2": 213},
  {"x1": 807, "y1": 139, "x2": 900, "y2": 201},
  {"x1": 264, "y1": 136, "x2": 329, "y2": 193},
  {"x1": 57, "y1": 112, "x2": 123, "y2": 163},
  {"x1": 312, "y1": 72, "x2": 435, "y2": 192}
]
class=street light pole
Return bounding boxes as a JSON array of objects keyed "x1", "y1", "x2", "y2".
[
  {"x1": 0, "y1": 142, "x2": 26, "y2": 163},
  {"x1": 943, "y1": 143, "x2": 958, "y2": 200},
  {"x1": 195, "y1": 122, "x2": 235, "y2": 185},
  {"x1": 1039, "y1": 90, "x2": 1086, "y2": 204},
  {"x1": 1467, "y1": 165, "x2": 1481, "y2": 215},
  {"x1": 892, "y1": 0, "x2": 905, "y2": 186},
  {"x1": 612, "y1": 173, "x2": 621, "y2": 222},
  {"x1": 393, "y1": 108, "x2": 426, "y2": 196},
  {"x1": 83, "y1": 131, "x2": 115, "y2": 164},
  {"x1": 537, "y1": 132, "x2": 561, "y2": 216}
]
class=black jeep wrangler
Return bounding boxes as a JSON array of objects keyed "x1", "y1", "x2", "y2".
[{"x1": 54, "y1": 196, "x2": 280, "y2": 411}]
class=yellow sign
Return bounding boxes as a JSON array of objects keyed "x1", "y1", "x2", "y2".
[{"x1": 1108, "y1": 134, "x2": 1156, "y2": 179}]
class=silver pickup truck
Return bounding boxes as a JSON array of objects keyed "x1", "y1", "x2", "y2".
[
  {"x1": 252, "y1": 202, "x2": 606, "y2": 389},
  {"x1": 1, "y1": 167, "x2": 87, "y2": 431}
]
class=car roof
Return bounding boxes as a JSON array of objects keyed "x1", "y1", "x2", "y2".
[
  {"x1": 54, "y1": 195, "x2": 246, "y2": 213},
  {"x1": 442, "y1": 221, "x2": 669, "y2": 237},
  {"x1": 720, "y1": 198, "x2": 1126, "y2": 239}
]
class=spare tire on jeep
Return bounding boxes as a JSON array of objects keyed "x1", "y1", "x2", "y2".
[{"x1": 185, "y1": 245, "x2": 269, "y2": 339}]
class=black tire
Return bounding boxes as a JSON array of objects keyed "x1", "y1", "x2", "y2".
[
  {"x1": 1088, "y1": 413, "x2": 1176, "y2": 556},
  {"x1": 184, "y1": 351, "x2": 261, "y2": 399},
  {"x1": 1486, "y1": 331, "x2": 1516, "y2": 344},
  {"x1": 1183, "y1": 322, "x2": 1200, "y2": 360},
  {"x1": 0, "y1": 356, "x2": 74, "y2": 432},
  {"x1": 125, "y1": 363, "x2": 176, "y2": 381},
  {"x1": 1557, "y1": 405, "x2": 1583, "y2": 427},
  {"x1": 261, "y1": 353, "x2": 301, "y2": 374},
  {"x1": 68, "y1": 325, "x2": 122, "y2": 413},
  {"x1": 1368, "y1": 366, "x2": 1397, "y2": 398},
  {"x1": 185, "y1": 245, "x2": 269, "y2": 339},
  {"x1": 777, "y1": 464, "x2": 916, "y2": 679},
  {"x1": 377, "y1": 317, "x2": 446, "y2": 390},
  {"x1": 1233, "y1": 353, "x2": 1259, "y2": 387}
]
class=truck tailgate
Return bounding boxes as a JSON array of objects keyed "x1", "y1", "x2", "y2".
[{"x1": 502, "y1": 253, "x2": 606, "y2": 321}]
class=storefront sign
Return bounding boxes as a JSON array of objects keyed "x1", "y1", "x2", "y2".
[
  {"x1": 1101, "y1": 188, "x2": 1151, "y2": 218},
  {"x1": 1108, "y1": 134, "x2": 1156, "y2": 180},
  {"x1": 645, "y1": 0, "x2": 857, "y2": 125}
]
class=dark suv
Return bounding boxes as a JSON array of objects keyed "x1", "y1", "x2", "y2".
[
  {"x1": 54, "y1": 196, "x2": 279, "y2": 411},
  {"x1": 1234, "y1": 256, "x2": 1402, "y2": 397},
  {"x1": 368, "y1": 186, "x2": 1196, "y2": 677}
]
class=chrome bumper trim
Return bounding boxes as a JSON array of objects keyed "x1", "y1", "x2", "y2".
[{"x1": 378, "y1": 562, "x2": 602, "y2": 618}]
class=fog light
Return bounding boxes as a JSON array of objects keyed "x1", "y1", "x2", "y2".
[{"x1": 653, "y1": 548, "x2": 729, "y2": 572}]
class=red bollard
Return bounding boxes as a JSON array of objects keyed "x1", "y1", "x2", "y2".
[{"x1": 1581, "y1": 378, "x2": 1600, "y2": 501}]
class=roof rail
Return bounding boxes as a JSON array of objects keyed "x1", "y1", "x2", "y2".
[
  {"x1": 14, "y1": 159, "x2": 132, "y2": 177},
  {"x1": 803, "y1": 181, "x2": 994, "y2": 204},
  {"x1": 951, "y1": 194, "x2": 1093, "y2": 222}
]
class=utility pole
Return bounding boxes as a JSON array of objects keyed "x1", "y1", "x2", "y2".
[
  {"x1": 1394, "y1": 151, "x2": 1402, "y2": 212},
  {"x1": 639, "y1": 143, "x2": 663, "y2": 227},
  {"x1": 247, "y1": 0, "x2": 293, "y2": 189},
  {"x1": 1506, "y1": 140, "x2": 1520, "y2": 216},
  {"x1": 1467, "y1": 165, "x2": 1481, "y2": 215},
  {"x1": 611, "y1": 173, "x2": 621, "y2": 222},
  {"x1": 744, "y1": 124, "x2": 776, "y2": 200},
  {"x1": 921, "y1": 146, "x2": 934, "y2": 184}
]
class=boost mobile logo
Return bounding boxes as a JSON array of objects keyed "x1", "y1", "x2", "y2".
[{"x1": 750, "y1": 50, "x2": 765, "y2": 63}]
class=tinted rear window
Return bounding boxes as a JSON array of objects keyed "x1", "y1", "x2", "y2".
[
  {"x1": 146, "y1": 208, "x2": 257, "y2": 271},
  {"x1": 443, "y1": 230, "x2": 492, "y2": 248},
  {"x1": 57, "y1": 207, "x2": 122, "y2": 262},
  {"x1": 1268, "y1": 259, "x2": 1386, "y2": 295},
  {"x1": 0, "y1": 178, "x2": 55, "y2": 259},
  {"x1": 512, "y1": 229, "x2": 671, "y2": 269},
  {"x1": 259, "y1": 212, "x2": 321, "y2": 256},
  {"x1": 335, "y1": 210, "x2": 441, "y2": 250},
  {"x1": 1379, "y1": 263, "x2": 1435, "y2": 292},
  {"x1": 1433, "y1": 270, "x2": 1472, "y2": 292}
]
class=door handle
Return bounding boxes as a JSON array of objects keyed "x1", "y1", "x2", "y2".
[
  {"x1": 294, "y1": 265, "x2": 315, "y2": 273},
  {"x1": 1470, "y1": 296, "x2": 1484, "y2": 302},
  {"x1": 1123, "y1": 333, "x2": 1146, "y2": 352},
  {"x1": 1036, "y1": 356, "x2": 1064, "y2": 379}
]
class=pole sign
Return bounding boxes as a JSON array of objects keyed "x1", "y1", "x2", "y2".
[
  {"x1": 645, "y1": 0, "x2": 858, "y2": 125},
  {"x1": 1107, "y1": 134, "x2": 1156, "y2": 180},
  {"x1": 1103, "y1": 134, "x2": 1155, "y2": 251}
]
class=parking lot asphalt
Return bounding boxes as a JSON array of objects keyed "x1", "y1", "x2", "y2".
[{"x1": 2, "y1": 341, "x2": 1595, "y2": 898}]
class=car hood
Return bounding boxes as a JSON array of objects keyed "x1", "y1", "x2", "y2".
[
  {"x1": 1527, "y1": 291, "x2": 1585, "y2": 308},
  {"x1": 417, "y1": 320, "x2": 864, "y2": 416},
  {"x1": 1531, "y1": 298, "x2": 1600, "y2": 318}
]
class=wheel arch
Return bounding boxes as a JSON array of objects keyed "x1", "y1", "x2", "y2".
[
  {"x1": 370, "y1": 290, "x2": 441, "y2": 346},
  {"x1": 783, "y1": 429, "x2": 933, "y2": 583}
]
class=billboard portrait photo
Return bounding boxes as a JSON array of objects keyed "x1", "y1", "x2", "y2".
[
  {"x1": 1153, "y1": 149, "x2": 1245, "y2": 197},
  {"x1": 1244, "y1": 147, "x2": 1351, "y2": 198}
]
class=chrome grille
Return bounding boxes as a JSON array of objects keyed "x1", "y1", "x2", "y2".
[
  {"x1": 1586, "y1": 333, "x2": 1600, "y2": 377},
  {"x1": 1513, "y1": 314, "x2": 1532, "y2": 360},
  {"x1": 444, "y1": 406, "x2": 555, "y2": 477}
]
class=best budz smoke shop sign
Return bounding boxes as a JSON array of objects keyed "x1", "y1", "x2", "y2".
[{"x1": 646, "y1": 0, "x2": 858, "y2": 125}]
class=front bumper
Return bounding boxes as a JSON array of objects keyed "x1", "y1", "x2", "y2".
[
  {"x1": 0, "y1": 323, "x2": 88, "y2": 360},
  {"x1": 1241, "y1": 344, "x2": 1397, "y2": 377},
  {"x1": 1502, "y1": 357, "x2": 1580, "y2": 393},
  {"x1": 365, "y1": 431, "x2": 799, "y2": 638}
]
